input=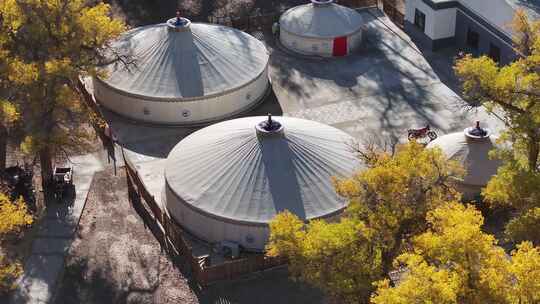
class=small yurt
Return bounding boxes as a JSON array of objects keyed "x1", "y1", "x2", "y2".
[
  {"x1": 427, "y1": 122, "x2": 502, "y2": 200},
  {"x1": 279, "y1": 0, "x2": 364, "y2": 57},
  {"x1": 164, "y1": 115, "x2": 362, "y2": 251},
  {"x1": 93, "y1": 15, "x2": 269, "y2": 125}
]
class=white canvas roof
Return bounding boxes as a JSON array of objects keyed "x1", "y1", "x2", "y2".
[
  {"x1": 97, "y1": 19, "x2": 269, "y2": 100},
  {"x1": 165, "y1": 116, "x2": 362, "y2": 224},
  {"x1": 280, "y1": 0, "x2": 364, "y2": 38},
  {"x1": 427, "y1": 129, "x2": 502, "y2": 186}
]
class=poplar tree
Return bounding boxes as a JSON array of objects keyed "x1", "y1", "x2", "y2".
[
  {"x1": 454, "y1": 11, "x2": 540, "y2": 245},
  {"x1": 0, "y1": 0, "x2": 126, "y2": 195}
]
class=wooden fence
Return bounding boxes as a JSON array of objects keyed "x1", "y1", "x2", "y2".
[
  {"x1": 382, "y1": 0, "x2": 405, "y2": 27},
  {"x1": 121, "y1": 149, "x2": 287, "y2": 286}
]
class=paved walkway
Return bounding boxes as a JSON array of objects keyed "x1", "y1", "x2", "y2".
[{"x1": 10, "y1": 148, "x2": 123, "y2": 304}]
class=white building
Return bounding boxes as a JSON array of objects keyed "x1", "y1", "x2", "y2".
[
  {"x1": 93, "y1": 16, "x2": 269, "y2": 125},
  {"x1": 404, "y1": 0, "x2": 539, "y2": 63},
  {"x1": 164, "y1": 116, "x2": 362, "y2": 251},
  {"x1": 427, "y1": 123, "x2": 502, "y2": 200},
  {"x1": 279, "y1": 0, "x2": 364, "y2": 57}
]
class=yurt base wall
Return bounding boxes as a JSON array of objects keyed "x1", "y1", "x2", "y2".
[
  {"x1": 280, "y1": 30, "x2": 363, "y2": 57},
  {"x1": 165, "y1": 185, "x2": 269, "y2": 251},
  {"x1": 93, "y1": 68, "x2": 269, "y2": 125},
  {"x1": 348, "y1": 30, "x2": 363, "y2": 54},
  {"x1": 280, "y1": 30, "x2": 334, "y2": 57}
]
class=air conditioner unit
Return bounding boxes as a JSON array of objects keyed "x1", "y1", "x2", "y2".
[{"x1": 220, "y1": 240, "x2": 240, "y2": 259}]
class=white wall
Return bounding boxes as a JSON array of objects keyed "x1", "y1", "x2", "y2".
[
  {"x1": 165, "y1": 185, "x2": 269, "y2": 251},
  {"x1": 406, "y1": 0, "x2": 516, "y2": 39},
  {"x1": 280, "y1": 29, "x2": 334, "y2": 56},
  {"x1": 280, "y1": 29, "x2": 363, "y2": 57},
  {"x1": 432, "y1": 7, "x2": 457, "y2": 39},
  {"x1": 348, "y1": 29, "x2": 363, "y2": 53},
  {"x1": 405, "y1": 0, "x2": 456, "y2": 39},
  {"x1": 93, "y1": 67, "x2": 269, "y2": 125}
]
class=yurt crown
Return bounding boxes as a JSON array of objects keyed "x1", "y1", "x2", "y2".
[
  {"x1": 167, "y1": 11, "x2": 191, "y2": 31},
  {"x1": 311, "y1": 0, "x2": 334, "y2": 6},
  {"x1": 465, "y1": 121, "x2": 491, "y2": 139},
  {"x1": 256, "y1": 114, "x2": 284, "y2": 136}
]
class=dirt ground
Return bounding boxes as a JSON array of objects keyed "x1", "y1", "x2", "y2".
[
  {"x1": 53, "y1": 168, "x2": 324, "y2": 304},
  {"x1": 53, "y1": 169, "x2": 198, "y2": 304}
]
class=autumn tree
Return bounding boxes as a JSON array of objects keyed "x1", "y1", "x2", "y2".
[
  {"x1": 0, "y1": 0, "x2": 126, "y2": 195},
  {"x1": 267, "y1": 143, "x2": 463, "y2": 303},
  {"x1": 0, "y1": 100, "x2": 20, "y2": 171},
  {"x1": 0, "y1": 192, "x2": 33, "y2": 293},
  {"x1": 268, "y1": 212, "x2": 384, "y2": 303},
  {"x1": 454, "y1": 11, "x2": 540, "y2": 245},
  {"x1": 372, "y1": 202, "x2": 540, "y2": 304}
]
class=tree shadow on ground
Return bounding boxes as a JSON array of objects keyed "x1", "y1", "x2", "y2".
[
  {"x1": 195, "y1": 268, "x2": 326, "y2": 304},
  {"x1": 269, "y1": 8, "x2": 462, "y2": 143}
]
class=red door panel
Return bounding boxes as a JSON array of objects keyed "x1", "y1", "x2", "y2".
[{"x1": 333, "y1": 36, "x2": 347, "y2": 56}]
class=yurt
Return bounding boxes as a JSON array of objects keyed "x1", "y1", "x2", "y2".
[
  {"x1": 93, "y1": 15, "x2": 269, "y2": 125},
  {"x1": 279, "y1": 0, "x2": 364, "y2": 57},
  {"x1": 427, "y1": 122, "x2": 502, "y2": 200},
  {"x1": 164, "y1": 115, "x2": 362, "y2": 251}
]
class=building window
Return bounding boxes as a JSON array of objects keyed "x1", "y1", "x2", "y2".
[
  {"x1": 489, "y1": 43, "x2": 501, "y2": 63},
  {"x1": 466, "y1": 28, "x2": 479, "y2": 49},
  {"x1": 414, "y1": 9, "x2": 426, "y2": 32}
]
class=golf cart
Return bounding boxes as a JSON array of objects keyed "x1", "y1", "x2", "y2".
[{"x1": 52, "y1": 166, "x2": 73, "y2": 202}]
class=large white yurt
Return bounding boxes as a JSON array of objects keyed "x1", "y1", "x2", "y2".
[
  {"x1": 93, "y1": 15, "x2": 269, "y2": 125},
  {"x1": 279, "y1": 0, "x2": 364, "y2": 57},
  {"x1": 427, "y1": 123, "x2": 502, "y2": 200},
  {"x1": 164, "y1": 115, "x2": 362, "y2": 251}
]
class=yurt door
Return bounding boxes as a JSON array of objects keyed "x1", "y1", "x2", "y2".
[{"x1": 333, "y1": 36, "x2": 347, "y2": 56}]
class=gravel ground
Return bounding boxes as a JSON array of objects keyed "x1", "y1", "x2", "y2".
[{"x1": 53, "y1": 169, "x2": 198, "y2": 304}]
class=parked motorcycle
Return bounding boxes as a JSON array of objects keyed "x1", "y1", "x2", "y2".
[{"x1": 407, "y1": 125, "x2": 438, "y2": 141}]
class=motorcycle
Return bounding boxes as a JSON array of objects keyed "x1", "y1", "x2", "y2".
[{"x1": 407, "y1": 125, "x2": 438, "y2": 141}]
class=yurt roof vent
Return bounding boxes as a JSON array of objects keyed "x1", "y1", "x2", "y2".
[
  {"x1": 465, "y1": 121, "x2": 491, "y2": 139},
  {"x1": 256, "y1": 114, "x2": 284, "y2": 136},
  {"x1": 312, "y1": 0, "x2": 334, "y2": 6},
  {"x1": 167, "y1": 11, "x2": 191, "y2": 32}
]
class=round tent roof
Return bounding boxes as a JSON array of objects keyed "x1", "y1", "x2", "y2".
[
  {"x1": 279, "y1": 0, "x2": 364, "y2": 39},
  {"x1": 165, "y1": 116, "x2": 362, "y2": 225},
  {"x1": 427, "y1": 125, "x2": 502, "y2": 186},
  {"x1": 97, "y1": 17, "x2": 269, "y2": 101}
]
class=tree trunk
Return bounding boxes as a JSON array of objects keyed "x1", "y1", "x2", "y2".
[
  {"x1": 527, "y1": 134, "x2": 539, "y2": 172},
  {"x1": 0, "y1": 123, "x2": 7, "y2": 171},
  {"x1": 39, "y1": 146, "x2": 53, "y2": 204}
]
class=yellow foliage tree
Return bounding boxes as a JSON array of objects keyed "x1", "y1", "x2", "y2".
[
  {"x1": 0, "y1": 192, "x2": 32, "y2": 294},
  {"x1": 0, "y1": 193, "x2": 33, "y2": 237},
  {"x1": 267, "y1": 143, "x2": 463, "y2": 303},
  {"x1": 334, "y1": 143, "x2": 463, "y2": 274},
  {"x1": 268, "y1": 212, "x2": 383, "y2": 303},
  {"x1": 0, "y1": 254, "x2": 22, "y2": 294},
  {"x1": 0, "y1": 0, "x2": 126, "y2": 194},
  {"x1": 454, "y1": 11, "x2": 540, "y2": 245},
  {"x1": 372, "y1": 202, "x2": 540, "y2": 304}
]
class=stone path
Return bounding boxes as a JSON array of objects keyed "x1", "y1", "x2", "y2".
[{"x1": 10, "y1": 148, "x2": 123, "y2": 304}]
